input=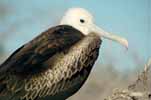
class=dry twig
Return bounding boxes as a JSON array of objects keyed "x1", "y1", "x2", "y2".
[{"x1": 105, "y1": 58, "x2": 151, "y2": 100}]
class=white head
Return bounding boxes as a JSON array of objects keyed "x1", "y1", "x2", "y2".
[{"x1": 60, "y1": 8, "x2": 128, "y2": 49}]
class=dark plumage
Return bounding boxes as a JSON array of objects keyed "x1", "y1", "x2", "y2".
[
  {"x1": 0, "y1": 25, "x2": 84, "y2": 76},
  {"x1": 0, "y1": 25, "x2": 101, "y2": 100},
  {"x1": 0, "y1": 6, "x2": 129, "y2": 100}
]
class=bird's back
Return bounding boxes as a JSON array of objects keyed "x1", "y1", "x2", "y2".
[{"x1": 0, "y1": 32, "x2": 101, "y2": 100}]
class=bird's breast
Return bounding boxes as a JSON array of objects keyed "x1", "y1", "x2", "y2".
[
  {"x1": 44, "y1": 33, "x2": 102, "y2": 82},
  {"x1": 8, "y1": 33, "x2": 102, "y2": 100}
]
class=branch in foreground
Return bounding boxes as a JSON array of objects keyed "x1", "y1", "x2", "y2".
[{"x1": 105, "y1": 58, "x2": 151, "y2": 100}]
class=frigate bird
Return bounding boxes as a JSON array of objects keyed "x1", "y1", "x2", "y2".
[{"x1": 0, "y1": 8, "x2": 128, "y2": 100}]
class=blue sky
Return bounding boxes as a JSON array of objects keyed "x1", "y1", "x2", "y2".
[{"x1": 0, "y1": 0, "x2": 150, "y2": 71}]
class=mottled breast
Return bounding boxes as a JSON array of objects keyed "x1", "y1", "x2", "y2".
[{"x1": 5, "y1": 33, "x2": 101, "y2": 100}]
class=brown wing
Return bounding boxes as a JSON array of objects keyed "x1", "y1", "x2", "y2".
[{"x1": 0, "y1": 25, "x2": 84, "y2": 76}]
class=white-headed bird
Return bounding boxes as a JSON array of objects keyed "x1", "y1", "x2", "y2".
[{"x1": 0, "y1": 8, "x2": 128, "y2": 100}]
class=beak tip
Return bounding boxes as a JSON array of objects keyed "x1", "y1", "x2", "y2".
[{"x1": 123, "y1": 39, "x2": 128, "y2": 50}]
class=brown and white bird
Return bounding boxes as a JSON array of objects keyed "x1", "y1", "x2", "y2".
[{"x1": 0, "y1": 8, "x2": 128, "y2": 100}]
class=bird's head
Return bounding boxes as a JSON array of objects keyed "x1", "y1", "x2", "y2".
[{"x1": 60, "y1": 8, "x2": 128, "y2": 49}]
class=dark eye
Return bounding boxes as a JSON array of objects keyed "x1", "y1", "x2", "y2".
[{"x1": 80, "y1": 19, "x2": 85, "y2": 23}]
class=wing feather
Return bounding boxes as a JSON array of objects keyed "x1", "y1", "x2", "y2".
[{"x1": 0, "y1": 25, "x2": 84, "y2": 76}]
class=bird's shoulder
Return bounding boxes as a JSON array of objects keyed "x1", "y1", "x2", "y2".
[{"x1": 0, "y1": 25, "x2": 85, "y2": 76}]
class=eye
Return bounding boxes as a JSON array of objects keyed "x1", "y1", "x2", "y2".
[{"x1": 80, "y1": 19, "x2": 85, "y2": 23}]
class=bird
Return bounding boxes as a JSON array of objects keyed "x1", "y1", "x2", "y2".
[{"x1": 0, "y1": 8, "x2": 128, "y2": 100}]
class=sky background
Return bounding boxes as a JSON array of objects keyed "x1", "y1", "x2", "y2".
[{"x1": 0, "y1": 0, "x2": 150, "y2": 72}]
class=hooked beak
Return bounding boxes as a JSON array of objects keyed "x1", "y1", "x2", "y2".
[{"x1": 91, "y1": 24, "x2": 128, "y2": 49}]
